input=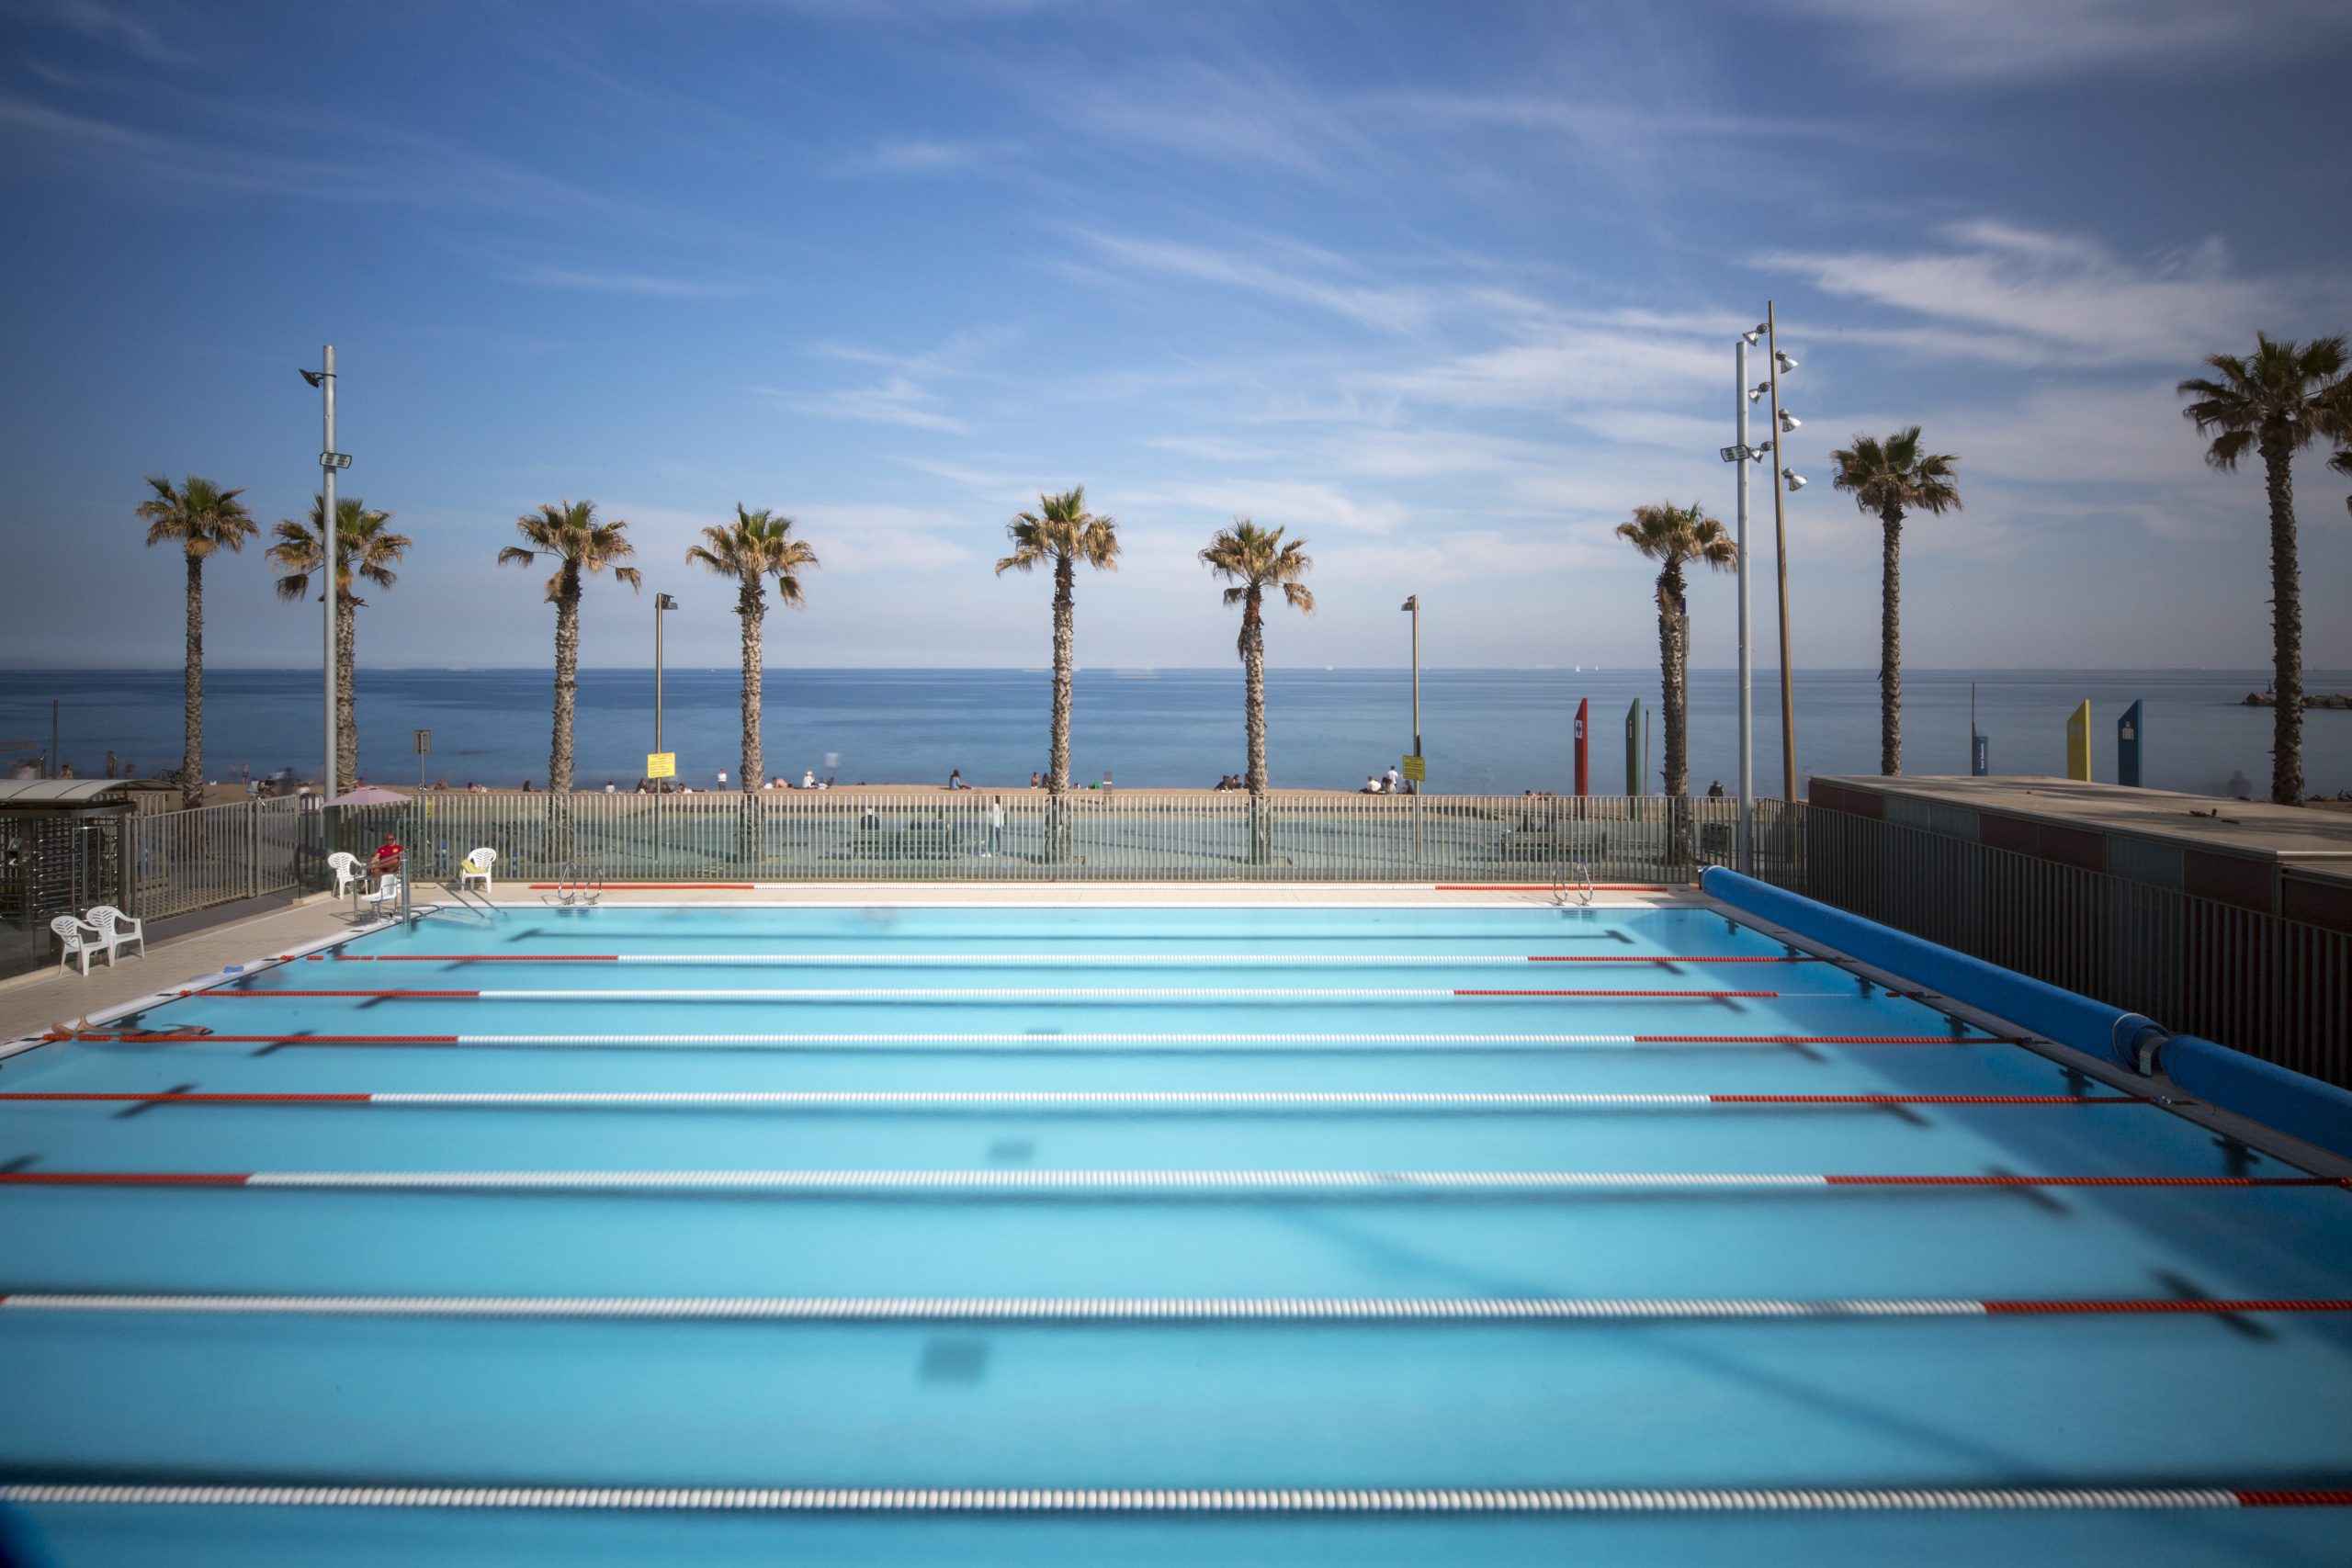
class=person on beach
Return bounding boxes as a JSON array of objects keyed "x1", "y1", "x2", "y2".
[
  {"x1": 803, "y1": 769, "x2": 817, "y2": 789},
  {"x1": 1029, "y1": 772, "x2": 1041, "y2": 788},
  {"x1": 1361, "y1": 775, "x2": 1380, "y2": 793},
  {"x1": 1384, "y1": 764, "x2": 1401, "y2": 793},
  {"x1": 1707, "y1": 780, "x2": 1724, "y2": 798},
  {"x1": 947, "y1": 769, "x2": 967, "y2": 790}
]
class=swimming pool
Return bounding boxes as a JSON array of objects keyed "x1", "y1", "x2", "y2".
[{"x1": 4, "y1": 898, "x2": 2349, "y2": 1564}]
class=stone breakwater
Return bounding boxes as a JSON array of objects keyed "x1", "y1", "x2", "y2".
[{"x1": 2245, "y1": 692, "x2": 2352, "y2": 709}]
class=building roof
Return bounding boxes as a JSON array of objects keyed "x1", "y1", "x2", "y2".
[
  {"x1": 0, "y1": 778, "x2": 133, "y2": 807},
  {"x1": 1811, "y1": 775, "x2": 2352, "y2": 864}
]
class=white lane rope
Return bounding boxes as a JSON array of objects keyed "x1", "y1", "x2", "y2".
[
  {"x1": 224, "y1": 986, "x2": 1795, "y2": 999},
  {"x1": 2, "y1": 1483, "x2": 2328, "y2": 1514},
  {"x1": 0, "y1": 1292, "x2": 2016, "y2": 1320},
  {"x1": 99, "y1": 1033, "x2": 1973, "y2": 1050},
  {"x1": 337, "y1": 953, "x2": 1811, "y2": 967}
]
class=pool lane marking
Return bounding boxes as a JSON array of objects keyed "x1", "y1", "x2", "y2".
[
  {"x1": 0, "y1": 1292, "x2": 2329, "y2": 1321},
  {"x1": 2, "y1": 1169, "x2": 2337, "y2": 1193},
  {"x1": 0, "y1": 1090, "x2": 2144, "y2": 1110},
  {"x1": 326, "y1": 953, "x2": 1826, "y2": 966},
  {"x1": 3, "y1": 1482, "x2": 2347, "y2": 1513},
  {"x1": 186, "y1": 987, "x2": 1788, "y2": 999},
  {"x1": 45, "y1": 1032, "x2": 2007, "y2": 1049}
]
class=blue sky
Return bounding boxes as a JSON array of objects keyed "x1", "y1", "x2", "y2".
[{"x1": 2, "y1": 0, "x2": 2349, "y2": 674}]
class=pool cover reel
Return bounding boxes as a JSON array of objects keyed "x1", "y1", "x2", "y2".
[{"x1": 1701, "y1": 869, "x2": 2352, "y2": 1161}]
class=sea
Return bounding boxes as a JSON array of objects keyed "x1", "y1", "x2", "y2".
[{"x1": 2, "y1": 667, "x2": 2346, "y2": 798}]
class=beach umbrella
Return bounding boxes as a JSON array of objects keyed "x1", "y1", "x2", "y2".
[{"x1": 325, "y1": 786, "x2": 411, "y2": 807}]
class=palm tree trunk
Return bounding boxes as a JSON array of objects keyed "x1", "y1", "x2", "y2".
[
  {"x1": 334, "y1": 599, "x2": 359, "y2": 796},
  {"x1": 2262, "y1": 433, "x2": 2303, "y2": 805},
  {"x1": 1049, "y1": 555, "x2": 1075, "y2": 794},
  {"x1": 181, "y1": 553, "x2": 205, "y2": 808},
  {"x1": 1241, "y1": 592, "x2": 1270, "y2": 864},
  {"x1": 1657, "y1": 566, "x2": 1688, "y2": 799},
  {"x1": 739, "y1": 575, "x2": 764, "y2": 791},
  {"x1": 1241, "y1": 592, "x2": 1268, "y2": 795},
  {"x1": 549, "y1": 568, "x2": 581, "y2": 794},
  {"x1": 737, "y1": 578, "x2": 765, "y2": 866},
  {"x1": 1880, "y1": 502, "x2": 1904, "y2": 776}
]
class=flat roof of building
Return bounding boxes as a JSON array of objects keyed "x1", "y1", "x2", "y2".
[{"x1": 1810, "y1": 775, "x2": 2352, "y2": 865}]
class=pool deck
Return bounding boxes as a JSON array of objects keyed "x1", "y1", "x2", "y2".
[{"x1": 0, "y1": 881, "x2": 1703, "y2": 1049}]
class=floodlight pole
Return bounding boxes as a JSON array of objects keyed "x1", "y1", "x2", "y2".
[
  {"x1": 319, "y1": 345, "x2": 338, "y2": 802},
  {"x1": 1767, "y1": 303, "x2": 1797, "y2": 805},
  {"x1": 1734, "y1": 337, "x2": 1754, "y2": 874}
]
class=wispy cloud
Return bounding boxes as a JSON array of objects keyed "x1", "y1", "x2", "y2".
[
  {"x1": 6, "y1": 0, "x2": 186, "y2": 64},
  {"x1": 1778, "y1": 0, "x2": 2352, "y2": 79},
  {"x1": 1757, "y1": 220, "x2": 2301, "y2": 367},
  {"x1": 831, "y1": 136, "x2": 1018, "y2": 176},
  {"x1": 759, "y1": 377, "x2": 974, "y2": 434},
  {"x1": 1079, "y1": 233, "x2": 1446, "y2": 336},
  {"x1": 507, "y1": 265, "x2": 745, "y2": 299}
]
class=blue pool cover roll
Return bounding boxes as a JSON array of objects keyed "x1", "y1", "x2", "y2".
[
  {"x1": 1698, "y1": 869, "x2": 2167, "y2": 1071},
  {"x1": 1701, "y1": 869, "x2": 2352, "y2": 1161},
  {"x1": 2159, "y1": 1036, "x2": 2352, "y2": 1161}
]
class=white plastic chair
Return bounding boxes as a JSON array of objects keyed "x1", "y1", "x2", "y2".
[
  {"x1": 458, "y1": 847, "x2": 497, "y2": 893},
  {"x1": 51, "y1": 915, "x2": 104, "y2": 976},
  {"x1": 358, "y1": 874, "x2": 402, "y2": 917},
  {"x1": 85, "y1": 906, "x2": 144, "y2": 964},
  {"x1": 326, "y1": 851, "x2": 362, "y2": 898}
]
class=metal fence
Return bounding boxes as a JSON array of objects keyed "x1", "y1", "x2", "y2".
[
  {"x1": 126, "y1": 797, "x2": 314, "y2": 920},
  {"x1": 286, "y1": 791, "x2": 1808, "y2": 888},
  {"x1": 1806, "y1": 807, "x2": 2351, "y2": 1087}
]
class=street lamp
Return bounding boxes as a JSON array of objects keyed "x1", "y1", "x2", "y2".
[
  {"x1": 1764, "y1": 303, "x2": 1802, "y2": 807},
  {"x1": 300, "y1": 348, "x2": 350, "y2": 800},
  {"x1": 653, "y1": 592, "x2": 678, "y2": 760},
  {"x1": 1399, "y1": 595, "x2": 1420, "y2": 763},
  {"x1": 1721, "y1": 306, "x2": 1804, "y2": 866}
]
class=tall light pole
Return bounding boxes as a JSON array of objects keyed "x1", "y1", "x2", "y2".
[
  {"x1": 1733, "y1": 328, "x2": 1761, "y2": 873},
  {"x1": 653, "y1": 592, "x2": 677, "y2": 758},
  {"x1": 300, "y1": 348, "x2": 350, "y2": 799},
  {"x1": 1765, "y1": 302, "x2": 1804, "y2": 805},
  {"x1": 1399, "y1": 595, "x2": 1420, "y2": 762}
]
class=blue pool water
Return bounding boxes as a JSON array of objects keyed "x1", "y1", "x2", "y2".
[{"x1": 4, "y1": 901, "x2": 2351, "y2": 1564}]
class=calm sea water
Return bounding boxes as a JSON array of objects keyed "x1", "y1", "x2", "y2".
[{"x1": 1, "y1": 667, "x2": 2346, "y2": 796}]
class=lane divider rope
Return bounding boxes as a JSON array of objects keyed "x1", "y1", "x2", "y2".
[
  {"x1": 184, "y1": 987, "x2": 1789, "y2": 1000},
  {"x1": 2, "y1": 1170, "x2": 2336, "y2": 1194},
  {"x1": 41, "y1": 1032, "x2": 2005, "y2": 1050},
  {"x1": 0, "y1": 1292, "x2": 2333, "y2": 1321},
  {"x1": 3, "y1": 1482, "x2": 2346, "y2": 1513},
  {"x1": 326, "y1": 953, "x2": 1826, "y2": 967},
  {"x1": 0, "y1": 1090, "x2": 2139, "y2": 1110}
]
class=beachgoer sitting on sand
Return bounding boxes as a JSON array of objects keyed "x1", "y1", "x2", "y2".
[
  {"x1": 948, "y1": 769, "x2": 968, "y2": 790},
  {"x1": 1361, "y1": 775, "x2": 1380, "y2": 793},
  {"x1": 803, "y1": 770, "x2": 817, "y2": 788}
]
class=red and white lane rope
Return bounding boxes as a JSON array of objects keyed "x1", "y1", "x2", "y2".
[
  {"x1": 186, "y1": 986, "x2": 1789, "y2": 1000},
  {"x1": 2, "y1": 1291, "x2": 2335, "y2": 1321},
  {"x1": 48, "y1": 1032, "x2": 1994, "y2": 1050},
  {"x1": 0, "y1": 1169, "x2": 2336, "y2": 1194},
  {"x1": 0, "y1": 1090, "x2": 2137, "y2": 1111},
  {"x1": 3, "y1": 1482, "x2": 2346, "y2": 1513},
  {"x1": 327, "y1": 953, "x2": 1826, "y2": 967}
]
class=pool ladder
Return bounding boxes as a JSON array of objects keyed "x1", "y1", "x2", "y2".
[
  {"x1": 543, "y1": 867, "x2": 605, "y2": 908},
  {"x1": 1551, "y1": 862, "x2": 1595, "y2": 908}
]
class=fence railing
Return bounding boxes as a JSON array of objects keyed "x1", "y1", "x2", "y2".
[
  {"x1": 322, "y1": 791, "x2": 1804, "y2": 887},
  {"x1": 1806, "y1": 807, "x2": 2351, "y2": 1088},
  {"x1": 126, "y1": 797, "x2": 313, "y2": 920}
]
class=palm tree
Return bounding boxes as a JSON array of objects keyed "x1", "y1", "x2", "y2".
[
  {"x1": 2178, "y1": 333, "x2": 2349, "y2": 805},
  {"x1": 1200, "y1": 520, "x2": 1315, "y2": 798},
  {"x1": 498, "y1": 502, "x2": 641, "y2": 793},
  {"x1": 138, "y1": 475, "x2": 257, "y2": 807},
  {"x1": 995, "y1": 487, "x2": 1120, "y2": 797},
  {"x1": 266, "y1": 496, "x2": 411, "y2": 797},
  {"x1": 686, "y1": 504, "x2": 819, "y2": 792},
  {"x1": 2332, "y1": 445, "x2": 2351, "y2": 518},
  {"x1": 1614, "y1": 502, "x2": 1736, "y2": 801},
  {"x1": 1827, "y1": 428, "x2": 1962, "y2": 776}
]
